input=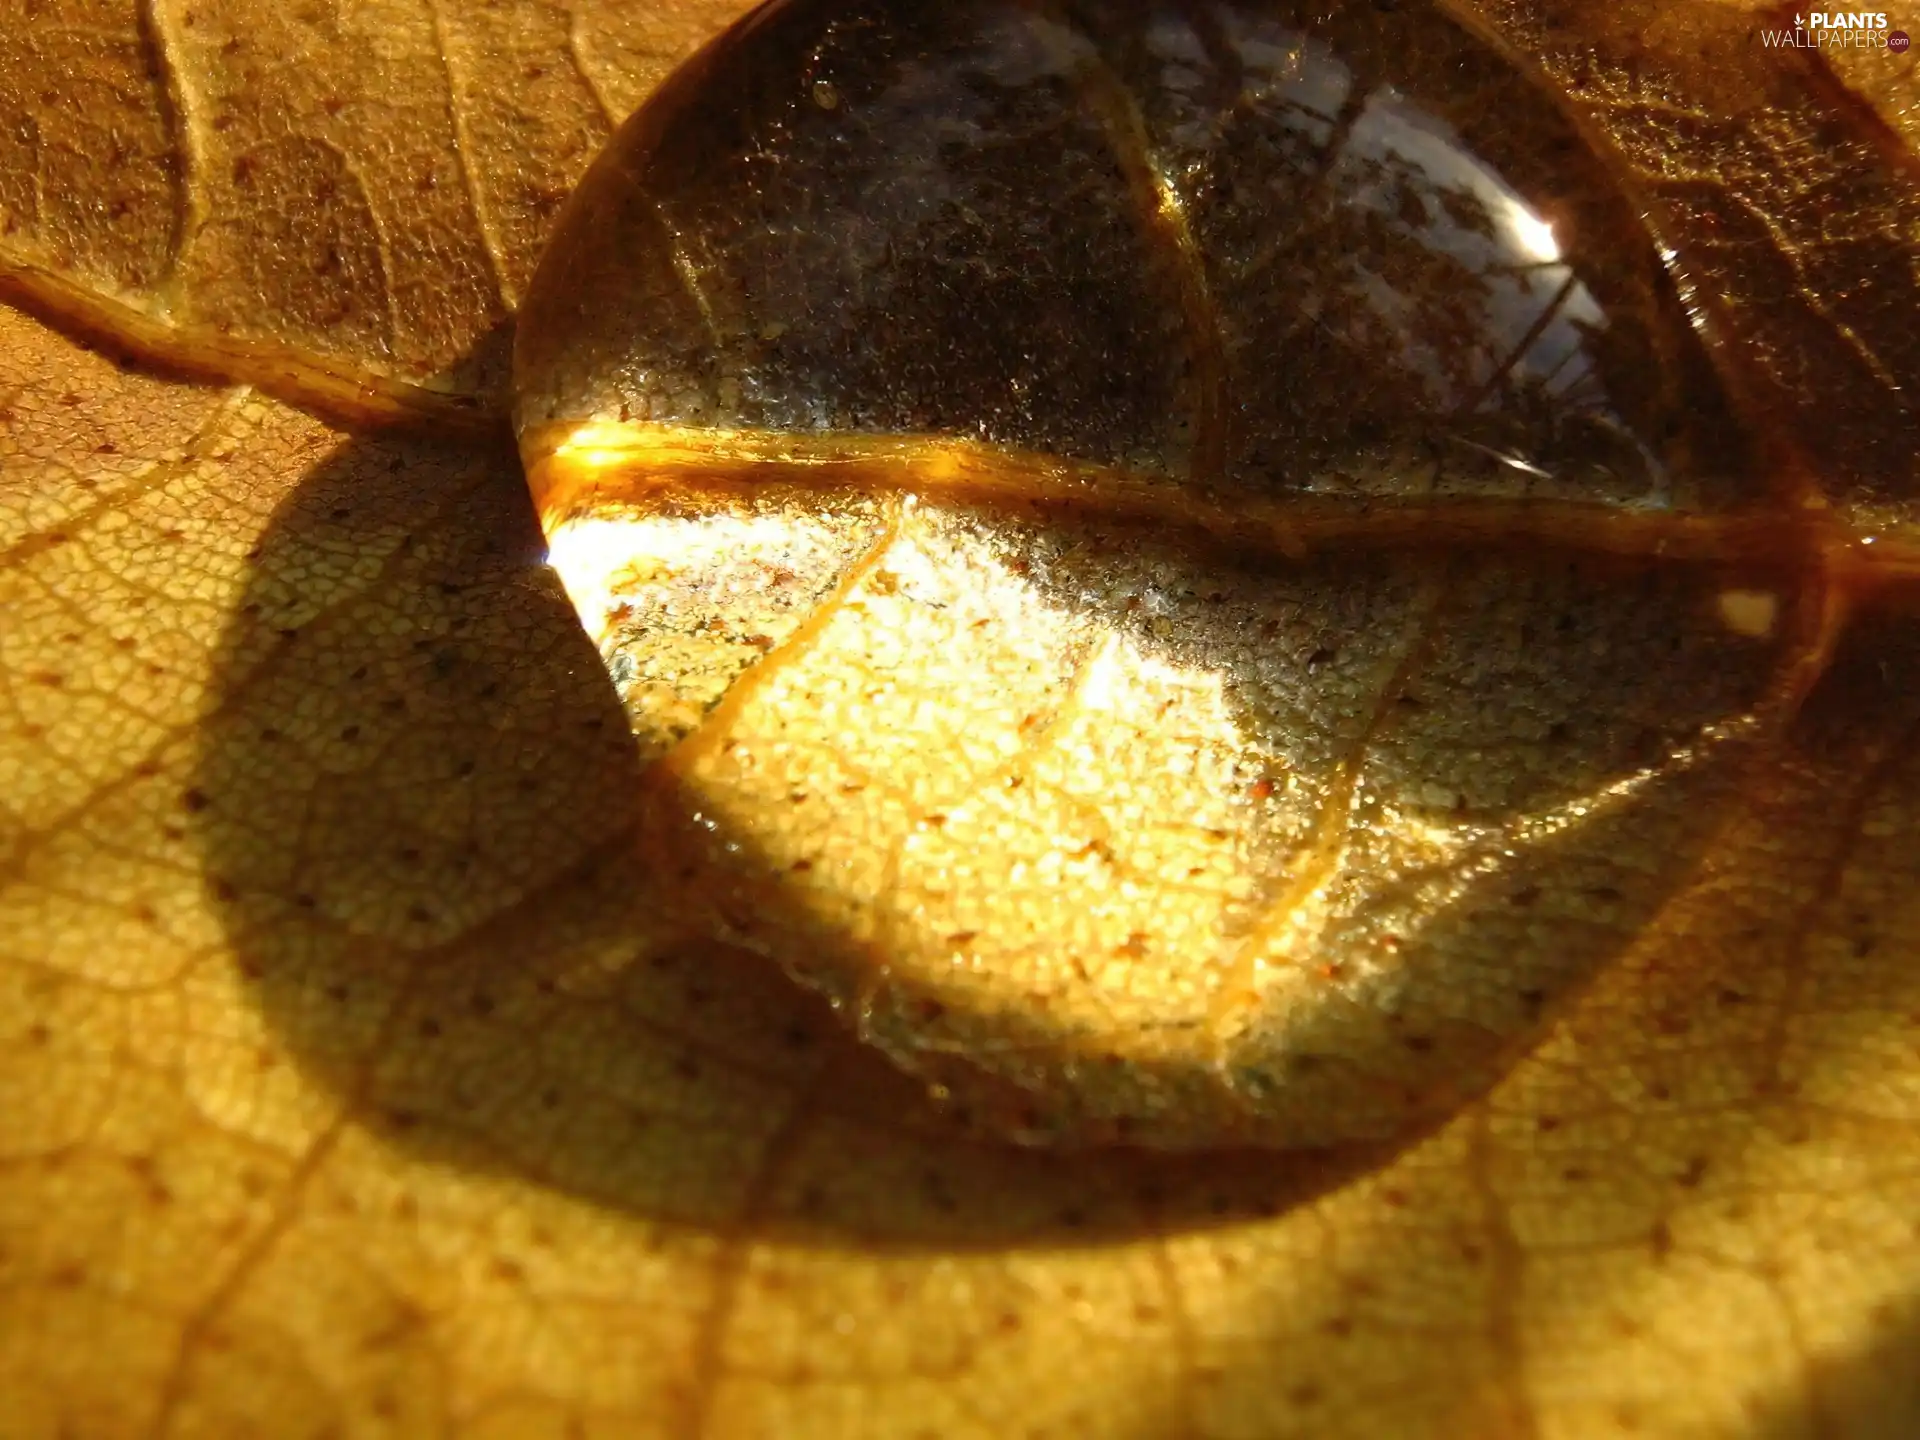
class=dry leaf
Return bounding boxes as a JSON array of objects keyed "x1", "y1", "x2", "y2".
[{"x1": 2, "y1": 0, "x2": 1918, "y2": 1437}]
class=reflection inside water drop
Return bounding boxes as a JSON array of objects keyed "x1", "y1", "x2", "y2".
[{"x1": 516, "y1": 0, "x2": 1741, "y2": 519}]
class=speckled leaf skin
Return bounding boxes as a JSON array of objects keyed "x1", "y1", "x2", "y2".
[{"x1": 2, "y1": 1, "x2": 1919, "y2": 1437}]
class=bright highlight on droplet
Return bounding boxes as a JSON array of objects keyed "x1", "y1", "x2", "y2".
[
  {"x1": 1506, "y1": 206, "x2": 1561, "y2": 265},
  {"x1": 551, "y1": 419, "x2": 652, "y2": 472}
]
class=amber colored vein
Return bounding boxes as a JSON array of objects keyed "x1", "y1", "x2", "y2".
[
  {"x1": 427, "y1": 0, "x2": 515, "y2": 308},
  {"x1": 565, "y1": 12, "x2": 625, "y2": 132},
  {"x1": 0, "y1": 259, "x2": 504, "y2": 434},
  {"x1": 1769, "y1": 567, "x2": 1853, "y2": 721},
  {"x1": 1026, "y1": 0, "x2": 1230, "y2": 487},
  {"x1": 524, "y1": 425, "x2": 1920, "y2": 596},
  {"x1": 652, "y1": 494, "x2": 907, "y2": 779},
  {"x1": 679, "y1": 1062, "x2": 836, "y2": 1440},
  {"x1": 1744, "y1": 718, "x2": 1920, "y2": 1434},
  {"x1": 328, "y1": 144, "x2": 406, "y2": 363},
  {"x1": 136, "y1": 0, "x2": 197, "y2": 303},
  {"x1": 1465, "y1": 1104, "x2": 1541, "y2": 1440},
  {"x1": 1202, "y1": 560, "x2": 1455, "y2": 1044},
  {"x1": 1750, "y1": 680, "x2": 1920, "y2": 1110},
  {"x1": 144, "y1": 1076, "x2": 365, "y2": 1439}
]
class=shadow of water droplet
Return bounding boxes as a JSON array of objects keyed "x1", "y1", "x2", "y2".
[{"x1": 189, "y1": 403, "x2": 1399, "y2": 1253}]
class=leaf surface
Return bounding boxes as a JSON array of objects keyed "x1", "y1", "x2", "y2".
[{"x1": 2, "y1": 2, "x2": 1920, "y2": 1437}]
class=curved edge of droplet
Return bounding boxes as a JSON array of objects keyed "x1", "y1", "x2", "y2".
[{"x1": 511, "y1": 0, "x2": 809, "y2": 450}]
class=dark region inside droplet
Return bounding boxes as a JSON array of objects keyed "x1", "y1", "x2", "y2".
[{"x1": 516, "y1": 0, "x2": 1752, "y2": 512}]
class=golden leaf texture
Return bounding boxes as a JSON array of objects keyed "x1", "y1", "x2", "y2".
[{"x1": 2, "y1": 1, "x2": 1919, "y2": 1437}]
